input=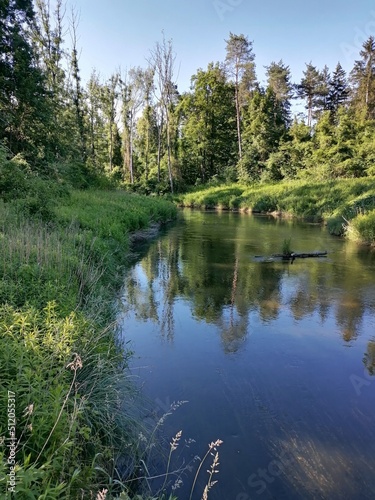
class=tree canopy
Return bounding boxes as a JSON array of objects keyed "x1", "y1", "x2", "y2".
[{"x1": 1, "y1": 4, "x2": 375, "y2": 191}]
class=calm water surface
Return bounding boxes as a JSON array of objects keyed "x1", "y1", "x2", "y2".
[{"x1": 119, "y1": 210, "x2": 375, "y2": 500}]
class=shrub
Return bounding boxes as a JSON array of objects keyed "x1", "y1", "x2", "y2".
[{"x1": 346, "y1": 210, "x2": 375, "y2": 245}]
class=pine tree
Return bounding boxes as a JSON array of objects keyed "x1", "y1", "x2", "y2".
[
  {"x1": 350, "y1": 36, "x2": 375, "y2": 119},
  {"x1": 314, "y1": 65, "x2": 331, "y2": 117},
  {"x1": 327, "y1": 63, "x2": 349, "y2": 117},
  {"x1": 225, "y1": 33, "x2": 256, "y2": 160},
  {"x1": 297, "y1": 63, "x2": 324, "y2": 127},
  {"x1": 265, "y1": 60, "x2": 293, "y2": 124}
]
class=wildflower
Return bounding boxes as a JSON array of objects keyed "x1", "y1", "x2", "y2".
[{"x1": 23, "y1": 403, "x2": 34, "y2": 417}]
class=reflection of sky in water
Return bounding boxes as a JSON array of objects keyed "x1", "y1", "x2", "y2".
[{"x1": 119, "y1": 211, "x2": 375, "y2": 500}]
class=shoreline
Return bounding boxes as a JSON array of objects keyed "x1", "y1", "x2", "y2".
[{"x1": 175, "y1": 179, "x2": 375, "y2": 246}]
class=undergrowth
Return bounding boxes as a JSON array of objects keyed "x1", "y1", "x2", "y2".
[{"x1": 0, "y1": 162, "x2": 179, "y2": 499}]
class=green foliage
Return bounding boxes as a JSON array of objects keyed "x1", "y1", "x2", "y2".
[
  {"x1": 282, "y1": 238, "x2": 293, "y2": 256},
  {"x1": 0, "y1": 188, "x2": 177, "y2": 498},
  {"x1": 0, "y1": 303, "x2": 85, "y2": 496},
  {"x1": 0, "y1": 145, "x2": 70, "y2": 220},
  {"x1": 178, "y1": 63, "x2": 237, "y2": 184},
  {"x1": 350, "y1": 36, "x2": 375, "y2": 120},
  {"x1": 346, "y1": 209, "x2": 375, "y2": 244},
  {"x1": 239, "y1": 88, "x2": 288, "y2": 182},
  {"x1": 177, "y1": 178, "x2": 375, "y2": 243},
  {"x1": 327, "y1": 63, "x2": 350, "y2": 115},
  {"x1": 297, "y1": 62, "x2": 329, "y2": 126}
]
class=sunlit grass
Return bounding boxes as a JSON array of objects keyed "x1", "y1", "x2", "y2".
[
  {"x1": 0, "y1": 189, "x2": 178, "y2": 498},
  {"x1": 346, "y1": 209, "x2": 375, "y2": 245}
]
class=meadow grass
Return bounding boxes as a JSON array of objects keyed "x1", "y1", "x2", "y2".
[
  {"x1": 0, "y1": 189, "x2": 178, "y2": 499},
  {"x1": 175, "y1": 178, "x2": 375, "y2": 245}
]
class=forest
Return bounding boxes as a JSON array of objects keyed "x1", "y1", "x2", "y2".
[{"x1": 2, "y1": 0, "x2": 375, "y2": 196}]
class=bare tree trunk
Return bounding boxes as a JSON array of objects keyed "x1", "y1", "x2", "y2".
[
  {"x1": 109, "y1": 123, "x2": 113, "y2": 172},
  {"x1": 70, "y1": 8, "x2": 86, "y2": 162},
  {"x1": 166, "y1": 114, "x2": 174, "y2": 193},
  {"x1": 235, "y1": 85, "x2": 242, "y2": 159},
  {"x1": 107, "y1": 74, "x2": 119, "y2": 173},
  {"x1": 145, "y1": 113, "x2": 150, "y2": 180},
  {"x1": 157, "y1": 110, "x2": 164, "y2": 183},
  {"x1": 129, "y1": 117, "x2": 134, "y2": 184},
  {"x1": 149, "y1": 34, "x2": 177, "y2": 193}
]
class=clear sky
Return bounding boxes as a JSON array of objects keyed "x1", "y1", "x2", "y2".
[{"x1": 63, "y1": 0, "x2": 375, "y2": 97}]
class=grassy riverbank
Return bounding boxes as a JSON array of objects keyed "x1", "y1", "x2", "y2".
[
  {"x1": 0, "y1": 185, "x2": 177, "y2": 498},
  {"x1": 175, "y1": 178, "x2": 375, "y2": 245}
]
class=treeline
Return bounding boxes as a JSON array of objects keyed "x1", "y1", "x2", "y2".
[{"x1": 1, "y1": 1, "x2": 375, "y2": 194}]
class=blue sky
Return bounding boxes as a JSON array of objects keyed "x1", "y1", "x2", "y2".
[{"x1": 64, "y1": 0, "x2": 375, "y2": 96}]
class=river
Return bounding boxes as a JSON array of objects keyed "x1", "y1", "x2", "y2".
[{"x1": 118, "y1": 209, "x2": 375, "y2": 500}]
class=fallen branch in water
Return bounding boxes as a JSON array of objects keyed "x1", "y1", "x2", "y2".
[
  {"x1": 253, "y1": 251, "x2": 327, "y2": 263},
  {"x1": 272, "y1": 251, "x2": 327, "y2": 258}
]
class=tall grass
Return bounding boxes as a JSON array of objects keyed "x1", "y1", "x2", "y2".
[
  {"x1": 345, "y1": 209, "x2": 375, "y2": 245},
  {"x1": 0, "y1": 189, "x2": 178, "y2": 498}
]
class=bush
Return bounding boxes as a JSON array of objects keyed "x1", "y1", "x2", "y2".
[
  {"x1": 346, "y1": 209, "x2": 375, "y2": 245},
  {"x1": 0, "y1": 148, "x2": 70, "y2": 220}
]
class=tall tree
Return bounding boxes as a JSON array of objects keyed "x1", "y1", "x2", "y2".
[
  {"x1": 149, "y1": 34, "x2": 178, "y2": 193},
  {"x1": 239, "y1": 88, "x2": 287, "y2": 181},
  {"x1": 178, "y1": 63, "x2": 237, "y2": 184},
  {"x1": 265, "y1": 60, "x2": 293, "y2": 123},
  {"x1": 86, "y1": 70, "x2": 106, "y2": 171},
  {"x1": 69, "y1": 8, "x2": 86, "y2": 162},
  {"x1": 0, "y1": 0, "x2": 49, "y2": 158},
  {"x1": 350, "y1": 36, "x2": 375, "y2": 119},
  {"x1": 314, "y1": 65, "x2": 331, "y2": 117},
  {"x1": 297, "y1": 62, "x2": 324, "y2": 127},
  {"x1": 101, "y1": 73, "x2": 120, "y2": 172},
  {"x1": 121, "y1": 67, "x2": 153, "y2": 183},
  {"x1": 225, "y1": 33, "x2": 256, "y2": 160},
  {"x1": 327, "y1": 62, "x2": 349, "y2": 117},
  {"x1": 33, "y1": 0, "x2": 65, "y2": 94},
  {"x1": 33, "y1": 0, "x2": 68, "y2": 161},
  {"x1": 137, "y1": 67, "x2": 155, "y2": 180}
]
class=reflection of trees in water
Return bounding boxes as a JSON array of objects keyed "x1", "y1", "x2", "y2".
[
  {"x1": 256, "y1": 266, "x2": 283, "y2": 322},
  {"x1": 217, "y1": 257, "x2": 249, "y2": 353},
  {"x1": 122, "y1": 217, "x2": 375, "y2": 351},
  {"x1": 336, "y1": 295, "x2": 364, "y2": 342}
]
